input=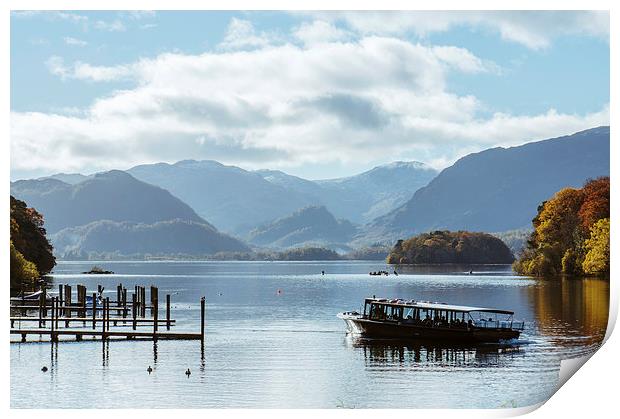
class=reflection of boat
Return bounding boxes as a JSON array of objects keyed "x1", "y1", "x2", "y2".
[
  {"x1": 347, "y1": 337, "x2": 521, "y2": 368},
  {"x1": 338, "y1": 297, "x2": 524, "y2": 343}
]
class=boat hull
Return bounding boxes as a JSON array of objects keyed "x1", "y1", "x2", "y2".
[{"x1": 340, "y1": 316, "x2": 520, "y2": 343}]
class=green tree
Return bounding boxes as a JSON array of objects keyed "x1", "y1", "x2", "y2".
[
  {"x1": 582, "y1": 218, "x2": 610, "y2": 275},
  {"x1": 10, "y1": 240, "x2": 40, "y2": 290}
]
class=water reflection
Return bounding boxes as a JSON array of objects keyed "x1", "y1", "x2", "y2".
[
  {"x1": 347, "y1": 337, "x2": 523, "y2": 369},
  {"x1": 528, "y1": 277, "x2": 609, "y2": 347}
]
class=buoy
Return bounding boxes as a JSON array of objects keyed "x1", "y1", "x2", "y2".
[
  {"x1": 147, "y1": 366, "x2": 153, "y2": 374},
  {"x1": 185, "y1": 368, "x2": 191, "y2": 377},
  {"x1": 41, "y1": 366, "x2": 48, "y2": 372}
]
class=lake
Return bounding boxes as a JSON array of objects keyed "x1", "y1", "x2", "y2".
[{"x1": 10, "y1": 261, "x2": 609, "y2": 408}]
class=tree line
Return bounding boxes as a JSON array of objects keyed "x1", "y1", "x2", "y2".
[{"x1": 513, "y1": 177, "x2": 609, "y2": 277}]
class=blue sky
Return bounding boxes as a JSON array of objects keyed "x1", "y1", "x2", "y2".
[{"x1": 10, "y1": 11, "x2": 609, "y2": 180}]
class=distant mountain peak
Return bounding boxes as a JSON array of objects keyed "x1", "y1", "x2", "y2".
[{"x1": 376, "y1": 161, "x2": 432, "y2": 170}]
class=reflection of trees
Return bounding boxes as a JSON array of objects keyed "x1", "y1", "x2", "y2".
[
  {"x1": 528, "y1": 278, "x2": 608, "y2": 345},
  {"x1": 347, "y1": 338, "x2": 522, "y2": 369}
]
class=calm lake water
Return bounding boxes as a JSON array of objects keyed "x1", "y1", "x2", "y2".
[{"x1": 10, "y1": 261, "x2": 609, "y2": 408}]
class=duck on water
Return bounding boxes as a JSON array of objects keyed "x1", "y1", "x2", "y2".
[{"x1": 338, "y1": 297, "x2": 524, "y2": 343}]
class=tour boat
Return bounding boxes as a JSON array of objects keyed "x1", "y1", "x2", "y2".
[{"x1": 338, "y1": 297, "x2": 524, "y2": 343}]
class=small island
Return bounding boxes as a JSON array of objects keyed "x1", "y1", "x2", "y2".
[
  {"x1": 82, "y1": 265, "x2": 115, "y2": 275},
  {"x1": 386, "y1": 230, "x2": 514, "y2": 264}
]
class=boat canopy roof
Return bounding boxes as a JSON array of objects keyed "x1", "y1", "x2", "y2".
[{"x1": 364, "y1": 297, "x2": 514, "y2": 315}]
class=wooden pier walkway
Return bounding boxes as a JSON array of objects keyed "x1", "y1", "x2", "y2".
[
  {"x1": 10, "y1": 282, "x2": 205, "y2": 343},
  {"x1": 11, "y1": 328, "x2": 202, "y2": 342}
]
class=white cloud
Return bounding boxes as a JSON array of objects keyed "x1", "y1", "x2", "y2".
[
  {"x1": 293, "y1": 20, "x2": 351, "y2": 46},
  {"x1": 217, "y1": 18, "x2": 274, "y2": 50},
  {"x1": 45, "y1": 56, "x2": 133, "y2": 82},
  {"x1": 15, "y1": 34, "x2": 608, "y2": 177},
  {"x1": 64, "y1": 37, "x2": 88, "y2": 47},
  {"x1": 94, "y1": 19, "x2": 126, "y2": 32},
  {"x1": 307, "y1": 11, "x2": 609, "y2": 50}
]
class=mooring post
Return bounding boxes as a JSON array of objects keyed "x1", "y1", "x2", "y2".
[
  {"x1": 166, "y1": 294, "x2": 171, "y2": 331},
  {"x1": 141, "y1": 287, "x2": 146, "y2": 317},
  {"x1": 122, "y1": 288, "x2": 127, "y2": 320},
  {"x1": 200, "y1": 296, "x2": 206, "y2": 342},
  {"x1": 117, "y1": 284, "x2": 121, "y2": 307},
  {"x1": 65, "y1": 284, "x2": 72, "y2": 319},
  {"x1": 51, "y1": 297, "x2": 60, "y2": 342},
  {"x1": 38, "y1": 292, "x2": 44, "y2": 328},
  {"x1": 82, "y1": 288, "x2": 87, "y2": 326},
  {"x1": 153, "y1": 291, "x2": 158, "y2": 338},
  {"x1": 92, "y1": 292, "x2": 97, "y2": 330},
  {"x1": 132, "y1": 293, "x2": 137, "y2": 330},
  {"x1": 101, "y1": 297, "x2": 106, "y2": 339},
  {"x1": 42, "y1": 290, "x2": 47, "y2": 326},
  {"x1": 58, "y1": 284, "x2": 63, "y2": 305},
  {"x1": 106, "y1": 297, "x2": 111, "y2": 334},
  {"x1": 50, "y1": 296, "x2": 55, "y2": 337},
  {"x1": 55, "y1": 296, "x2": 60, "y2": 329},
  {"x1": 43, "y1": 290, "x2": 47, "y2": 320}
]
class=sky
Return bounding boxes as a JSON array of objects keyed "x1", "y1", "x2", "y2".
[{"x1": 10, "y1": 10, "x2": 610, "y2": 180}]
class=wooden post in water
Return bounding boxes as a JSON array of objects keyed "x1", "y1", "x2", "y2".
[
  {"x1": 132, "y1": 293, "x2": 137, "y2": 330},
  {"x1": 166, "y1": 294, "x2": 171, "y2": 330},
  {"x1": 153, "y1": 290, "x2": 158, "y2": 338},
  {"x1": 38, "y1": 292, "x2": 44, "y2": 328},
  {"x1": 105, "y1": 297, "x2": 110, "y2": 335},
  {"x1": 200, "y1": 296, "x2": 206, "y2": 342},
  {"x1": 92, "y1": 292, "x2": 97, "y2": 330},
  {"x1": 117, "y1": 283, "x2": 122, "y2": 307},
  {"x1": 42, "y1": 290, "x2": 47, "y2": 326},
  {"x1": 50, "y1": 297, "x2": 56, "y2": 341},
  {"x1": 141, "y1": 287, "x2": 146, "y2": 317},
  {"x1": 55, "y1": 295, "x2": 60, "y2": 330},
  {"x1": 82, "y1": 287, "x2": 87, "y2": 326},
  {"x1": 101, "y1": 297, "x2": 106, "y2": 339},
  {"x1": 122, "y1": 288, "x2": 127, "y2": 319},
  {"x1": 64, "y1": 284, "x2": 72, "y2": 320},
  {"x1": 58, "y1": 284, "x2": 63, "y2": 306}
]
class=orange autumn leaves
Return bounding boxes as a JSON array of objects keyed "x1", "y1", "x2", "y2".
[{"x1": 514, "y1": 177, "x2": 609, "y2": 277}]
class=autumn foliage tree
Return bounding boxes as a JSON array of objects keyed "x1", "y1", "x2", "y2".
[
  {"x1": 514, "y1": 177, "x2": 609, "y2": 277},
  {"x1": 10, "y1": 196, "x2": 56, "y2": 291}
]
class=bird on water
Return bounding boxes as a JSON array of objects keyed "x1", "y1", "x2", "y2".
[
  {"x1": 185, "y1": 368, "x2": 191, "y2": 377},
  {"x1": 41, "y1": 366, "x2": 48, "y2": 372},
  {"x1": 147, "y1": 366, "x2": 153, "y2": 374}
]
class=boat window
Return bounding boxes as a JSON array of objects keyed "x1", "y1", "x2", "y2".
[
  {"x1": 369, "y1": 304, "x2": 385, "y2": 320},
  {"x1": 404, "y1": 307, "x2": 414, "y2": 319}
]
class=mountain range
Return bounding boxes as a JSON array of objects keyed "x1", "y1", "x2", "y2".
[
  {"x1": 11, "y1": 126, "x2": 610, "y2": 258},
  {"x1": 358, "y1": 126, "x2": 610, "y2": 245},
  {"x1": 10, "y1": 170, "x2": 248, "y2": 257},
  {"x1": 127, "y1": 159, "x2": 436, "y2": 234}
]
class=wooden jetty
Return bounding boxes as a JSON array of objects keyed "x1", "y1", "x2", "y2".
[{"x1": 10, "y1": 282, "x2": 205, "y2": 343}]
